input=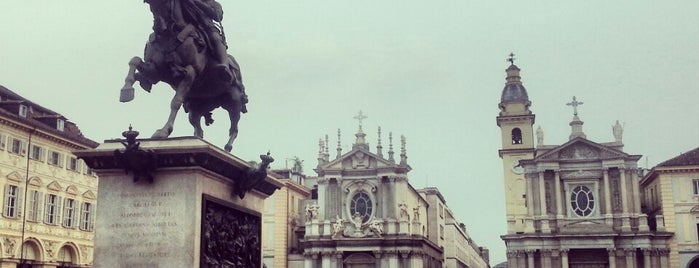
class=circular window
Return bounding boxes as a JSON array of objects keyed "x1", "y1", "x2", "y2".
[
  {"x1": 570, "y1": 185, "x2": 595, "y2": 217},
  {"x1": 350, "y1": 192, "x2": 373, "y2": 223}
]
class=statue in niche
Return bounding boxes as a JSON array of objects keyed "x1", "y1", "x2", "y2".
[
  {"x1": 612, "y1": 120, "x2": 624, "y2": 142},
  {"x1": 119, "y1": 0, "x2": 248, "y2": 152},
  {"x1": 412, "y1": 204, "x2": 421, "y2": 221},
  {"x1": 368, "y1": 220, "x2": 383, "y2": 237},
  {"x1": 332, "y1": 215, "x2": 345, "y2": 238},
  {"x1": 398, "y1": 202, "x2": 410, "y2": 221}
]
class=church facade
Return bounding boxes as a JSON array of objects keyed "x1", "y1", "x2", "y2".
[
  {"x1": 297, "y1": 116, "x2": 489, "y2": 268},
  {"x1": 496, "y1": 63, "x2": 671, "y2": 267}
]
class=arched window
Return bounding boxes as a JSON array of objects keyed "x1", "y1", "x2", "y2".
[
  {"x1": 570, "y1": 185, "x2": 595, "y2": 217},
  {"x1": 511, "y1": 128, "x2": 523, "y2": 144},
  {"x1": 350, "y1": 192, "x2": 373, "y2": 223}
]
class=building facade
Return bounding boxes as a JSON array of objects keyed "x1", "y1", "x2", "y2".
[
  {"x1": 262, "y1": 166, "x2": 312, "y2": 268},
  {"x1": 298, "y1": 117, "x2": 489, "y2": 268},
  {"x1": 496, "y1": 64, "x2": 671, "y2": 267},
  {"x1": 0, "y1": 86, "x2": 99, "y2": 267},
  {"x1": 641, "y1": 147, "x2": 699, "y2": 268}
]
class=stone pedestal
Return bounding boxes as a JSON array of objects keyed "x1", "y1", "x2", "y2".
[{"x1": 75, "y1": 137, "x2": 281, "y2": 268}]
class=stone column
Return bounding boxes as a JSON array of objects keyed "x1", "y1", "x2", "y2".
[
  {"x1": 560, "y1": 249, "x2": 569, "y2": 268},
  {"x1": 526, "y1": 250, "x2": 535, "y2": 268},
  {"x1": 607, "y1": 248, "x2": 616, "y2": 268},
  {"x1": 539, "y1": 172, "x2": 550, "y2": 233},
  {"x1": 620, "y1": 168, "x2": 629, "y2": 214},
  {"x1": 516, "y1": 251, "x2": 526, "y2": 268},
  {"x1": 409, "y1": 252, "x2": 424, "y2": 268},
  {"x1": 630, "y1": 169, "x2": 641, "y2": 214},
  {"x1": 603, "y1": 169, "x2": 612, "y2": 216},
  {"x1": 642, "y1": 249, "x2": 651, "y2": 268},
  {"x1": 625, "y1": 249, "x2": 636, "y2": 268},
  {"x1": 554, "y1": 171, "x2": 563, "y2": 218},
  {"x1": 335, "y1": 252, "x2": 344, "y2": 268},
  {"x1": 507, "y1": 251, "x2": 517, "y2": 268},
  {"x1": 304, "y1": 252, "x2": 317, "y2": 268},
  {"x1": 542, "y1": 250, "x2": 552, "y2": 268},
  {"x1": 620, "y1": 168, "x2": 631, "y2": 231},
  {"x1": 659, "y1": 249, "x2": 669, "y2": 267},
  {"x1": 526, "y1": 175, "x2": 534, "y2": 216}
]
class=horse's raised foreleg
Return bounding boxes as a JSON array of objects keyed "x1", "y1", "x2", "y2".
[
  {"x1": 120, "y1": 57, "x2": 144, "y2": 102},
  {"x1": 152, "y1": 65, "x2": 195, "y2": 139}
]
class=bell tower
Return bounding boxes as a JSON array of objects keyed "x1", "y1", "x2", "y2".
[{"x1": 496, "y1": 54, "x2": 535, "y2": 234}]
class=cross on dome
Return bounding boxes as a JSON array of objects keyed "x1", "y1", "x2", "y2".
[{"x1": 507, "y1": 52, "x2": 516, "y2": 65}]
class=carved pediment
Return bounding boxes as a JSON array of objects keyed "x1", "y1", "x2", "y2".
[
  {"x1": 47, "y1": 181, "x2": 63, "y2": 191},
  {"x1": 322, "y1": 149, "x2": 395, "y2": 171},
  {"x1": 6, "y1": 171, "x2": 23, "y2": 183},
  {"x1": 66, "y1": 185, "x2": 79, "y2": 195},
  {"x1": 28, "y1": 177, "x2": 43, "y2": 187},
  {"x1": 560, "y1": 144, "x2": 599, "y2": 159},
  {"x1": 82, "y1": 190, "x2": 96, "y2": 200},
  {"x1": 536, "y1": 138, "x2": 629, "y2": 162},
  {"x1": 561, "y1": 169, "x2": 602, "y2": 179}
]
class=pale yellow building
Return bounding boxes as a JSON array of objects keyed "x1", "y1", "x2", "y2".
[
  {"x1": 0, "y1": 86, "x2": 99, "y2": 267},
  {"x1": 262, "y1": 167, "x2": 311, "y2": 268},
  {"x1": 641, "y1": 147, "x2": 699, "y2": 268}
]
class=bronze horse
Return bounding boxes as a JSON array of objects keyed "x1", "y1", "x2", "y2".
[{"x1": 119, "y1": 0, "x2": 246, "y2": 152}]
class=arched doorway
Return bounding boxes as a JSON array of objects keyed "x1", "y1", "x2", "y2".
[
  {"x1": 56, "y1": 245, "x2": 79, "y2": 268},
  {"x1": 688, "y1": 256, "x2": 699, "y2": 268},
  {"x1": 344, "y1": 252, "x2": 376, "y2": 268},
  {"x1": 18, "y1": 240, "x2": 41, "y2": 268}
]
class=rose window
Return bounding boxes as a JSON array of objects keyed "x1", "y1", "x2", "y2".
[
  {"x1": 350, "y1": 192, "x2": 373, "y2": 223},
  {"x1": 570, "y1": 185, "x2": 595, "y2": 217}
]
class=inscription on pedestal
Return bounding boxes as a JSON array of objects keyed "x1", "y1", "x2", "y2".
[{"x1": 100, "y1": 190, "x2": 186, "y2": 267}]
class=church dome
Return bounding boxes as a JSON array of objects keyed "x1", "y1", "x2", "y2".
[{"x1": 500, "y1": 64, "x2": 530, "y2": 103}]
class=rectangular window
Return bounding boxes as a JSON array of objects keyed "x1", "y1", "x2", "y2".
[
  {"x1": 439, "y1": 203, "x2": 444, "y2": 218},
  {"x1": 440, "y1": 224, "x2": 445, "y2": 239},
  {"x1": 3, "y1": 185, "x2": 20, "y2": 218},
  {"x1": 27, "y1": 190, "x2": 42, "y2": 222},
  {"x1": 48, "y1": 151, "x2": 64, "y2": 167},
  {"x1": 56, "y1": 119, "x2": 65, "y2": 131},
  {"x1": 0, "y1": 133, "x2": 6, "y2": 150},
  {"x1": 80, "y1": 202, "x2": 94, "y2": 231},
  {"x1": 18, "y1": 104, "x2": 28, "y2": 117},
  {"x1": 693, "y1": 179, "x2": 699, "y2": 195},
  {"x1": 67, "y1": 157, "x2": 79, "y2": 171},
  {"x1": 10, "y1": 138, "x2": 26, "y2": 155},
  {"x1": 44, "y1": 194, "x2": 61, "y2": 225},
  {"x1": 29, "y1": 145, "x2": 44, "y2": 161},
  {"x1": 63, "y1": 198, "x2": 76, "y2": 228}
]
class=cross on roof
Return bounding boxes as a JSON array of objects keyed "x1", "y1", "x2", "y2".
[
  {"x1": 507, "y1": 52, "x2": 516, "y2": 65},
  {"x1": 353, "y1": 110, "x2": 368, "y2": 129},
  {"x1": 566, "y1": 96, "x2": 584, "y2": 116}
]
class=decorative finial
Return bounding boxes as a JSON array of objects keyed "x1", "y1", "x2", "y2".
[
  {"x1": 317, "y1": 138, "x2": 325, "y2": 167},
  {"x1": 388, "y1": 132, "x2": 395, "y2": 163},
  {"x1": 566, "y1": 96, "x2": 584, "y2": 116},
  {"x1": 324, "y1": 135, "x2": 330, "y2": 161},
  {"x1": 507, "y1": 52, "x2": 516, "y2": 65},
  {"x1": 336, "y1": 129, "x2": 342, "y2": 159},
  {"x1": 376, "y1": 127, "x2": 383, "y2": 158},
  {"x1": 122, "y1": 124, "x2": 140, "y2": 144},
  {"x1": 353, "y1": 110, "x2": 368, "y2": 131},
  {"x1": 399, "y1": 135, "x2": 407, "y2": 166},
  {"x1": 536, "y1": 126, "x2": 544, "y2": 146}
]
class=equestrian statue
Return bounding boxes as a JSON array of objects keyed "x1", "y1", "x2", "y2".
[{"x1": 119, "y1": 0, "x2": 247, "y2": 152}]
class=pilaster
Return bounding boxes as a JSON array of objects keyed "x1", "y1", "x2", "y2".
[
  {"x1": 624, "y1": 249, "x2": 636, "y2": 268},
  {"x1": 560, "y1": 249, "x2": 569, "y2": 268},
  {"x1": 607, "y1": 248, "x2": 616, "y2": 268},
  {"x1": 554, "y1": 171, "x2": 563, "y2": 218},
  {"x1": 619, "y1": 168, "x2": 631, "y2": 231},
  {"x1": 538, "y1": 172, "x2": 550, "y2": 233}
]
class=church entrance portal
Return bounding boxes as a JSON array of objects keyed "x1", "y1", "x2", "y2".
[{"x1": 568, "y1": 249, "x2": 608, "y2": 268}]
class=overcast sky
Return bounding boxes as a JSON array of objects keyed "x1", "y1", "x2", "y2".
[{"x1": 2, "y1": 1, "x2": 698, "y2": 264}]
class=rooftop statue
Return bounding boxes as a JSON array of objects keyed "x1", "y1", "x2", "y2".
[{"x1": 119, "y1": 0, "x2": 248, "y2": 152}]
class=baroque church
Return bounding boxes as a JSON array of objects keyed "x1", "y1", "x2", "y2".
[
  {"x1": 496, "y1": 62, "x2": 672, "y2": 267},
  {"x1": 294, "y1": 114, "x2": 490, "y2": 268}
]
